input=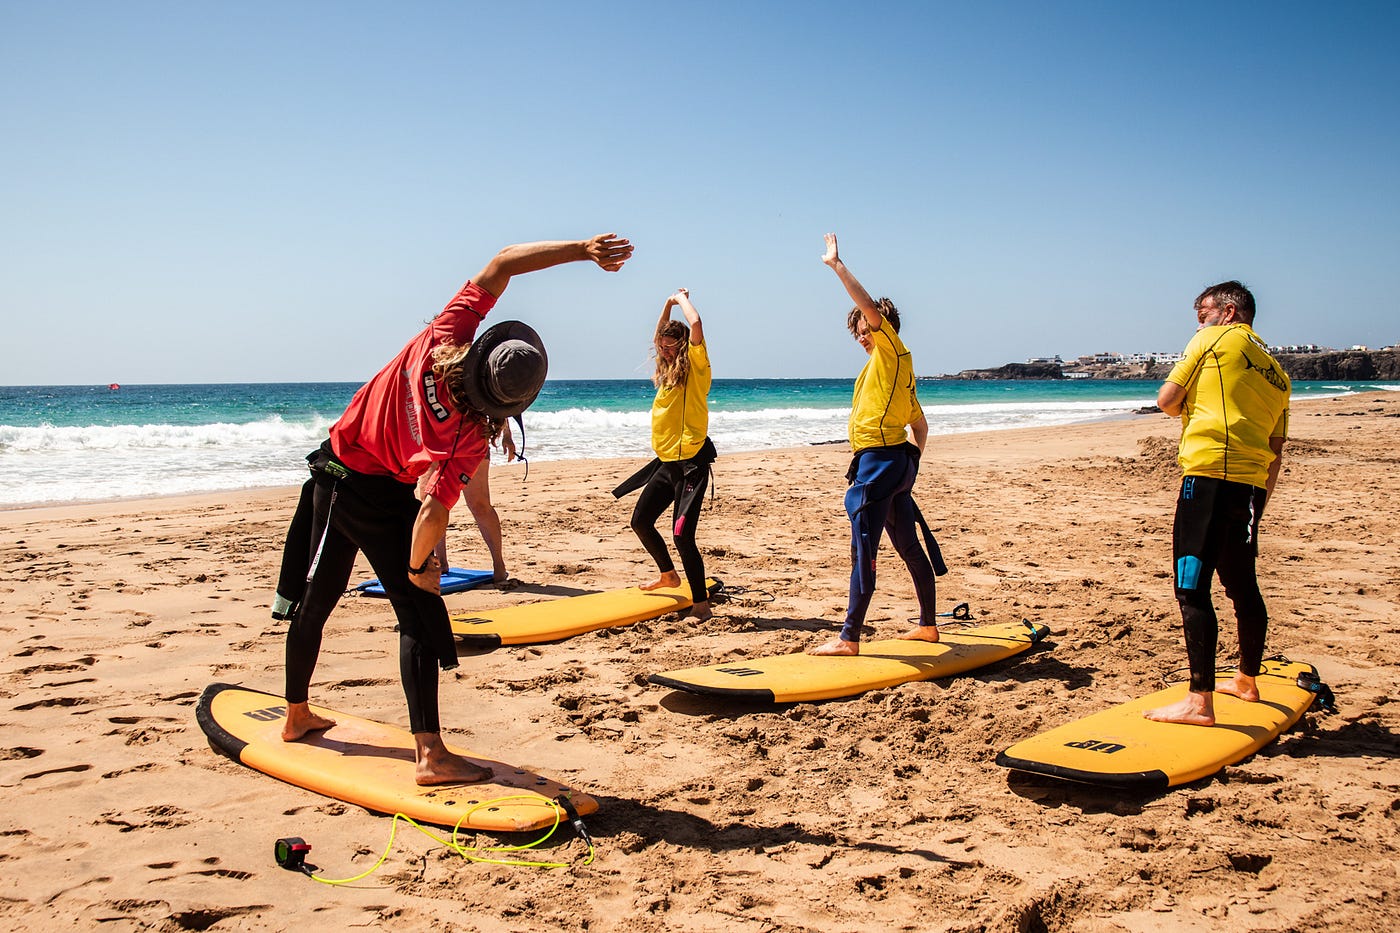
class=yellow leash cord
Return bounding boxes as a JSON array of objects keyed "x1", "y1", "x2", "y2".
[{"x1": 301, "y1": 795, "x2": 595, "y2": 885}]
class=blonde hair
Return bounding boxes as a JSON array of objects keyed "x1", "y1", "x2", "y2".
[
  {"x1": 430, "y1": 340, "x2": 506, "y2": 442},
  {"x1": 652, "y1": 320, "x2": 690, "y2": 389}
]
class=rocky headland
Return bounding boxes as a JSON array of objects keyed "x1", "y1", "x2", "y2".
[{"x1": 941, "y1": 347, "x2": 1400, "y2": 381}]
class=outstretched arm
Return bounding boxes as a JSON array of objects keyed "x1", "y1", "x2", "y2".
[
  {"x1": 474, "y1": 233, "x2": 633, "y2": 298},
  {"x1": 671, "y1": 288, "x2": 705, "y2": 345},
  {"x1": 821, "y1": 233, "x2": 882, "y2": 331}
]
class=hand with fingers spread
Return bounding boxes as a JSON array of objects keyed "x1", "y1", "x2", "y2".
[
  {"x1": 586, "y1": 233, "x2": 634, "y2": 272},
  {"x1": 822, "y1": 232, "x2": 840, "y2": 267}
]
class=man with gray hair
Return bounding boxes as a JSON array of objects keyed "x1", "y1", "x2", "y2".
[{"x1": 1145, "y1": 280, "x2": 1292, "y2": 726}]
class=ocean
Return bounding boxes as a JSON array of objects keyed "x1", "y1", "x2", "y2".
[{"x1": 1, "y1": 379, "x2": 1393, "y2": 507}]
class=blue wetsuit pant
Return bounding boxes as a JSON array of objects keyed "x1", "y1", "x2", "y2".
[
  {"x1": 278, "y1": 451, "x2": 458, "y2": 734},
  {"x1": 1172, "y1": 475, "x2": 1269, "y2": 693},
  {"x1": 840, "y1": 445, "x2": 938, "y2": 642}
]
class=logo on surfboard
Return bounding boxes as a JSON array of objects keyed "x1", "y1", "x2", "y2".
[
  {"x1": 1063, "y1": 739, "x2": 1126, "y2": 754},
  {"x1": 715, "y1": 667, "x2": 764, "y2": 677}
]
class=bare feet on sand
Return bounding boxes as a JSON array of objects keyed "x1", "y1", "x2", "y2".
[
  {"x1": 808, "y1": 638, "x2": 859, "y2": 656},
  {"x1": 413, "y1": 733, "x2": 494, "y2": 786},
  {"x1": 670, "y1": 600, "x2": 712, "y2": 622},
  {"x1": 1143, "y1": 690, "x2": 1215, "y2": 726},
  {"x1": 896, "y1": 624, "x2": 941, "y2": 643},
  {"x1": 282, "y1": 702, "x2": 336, "y2": 741},
  {"x1": 1215, "y1": 673, "x2": 1260, "y2": 702},
  {"x1": 640, "y1": 570, "x2": 682, "y2": 592}
]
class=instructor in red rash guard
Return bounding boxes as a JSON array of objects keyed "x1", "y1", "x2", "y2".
[{"x1": 272, "y1": 234, "x2": 633, "y2": 785}]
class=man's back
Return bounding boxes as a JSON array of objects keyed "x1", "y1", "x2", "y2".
[{"x1": 1167, "y1": 323, "x2": 1291, "y2": 488}]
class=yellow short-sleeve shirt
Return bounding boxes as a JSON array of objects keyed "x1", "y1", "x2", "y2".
[
  {"x1": 1166, "y1": 323, "x2": 1291, "y2": 488},
  {"x1": 849, "y1": 319, "x2": 923, "y2": 452},
  {"x1": 651, "y1": 339, "x2": 712, "y2": 462}
]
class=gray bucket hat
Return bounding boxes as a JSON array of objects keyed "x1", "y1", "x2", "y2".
[{"x1": 459, "y1": 321, "x2": 548, "y2": 418}]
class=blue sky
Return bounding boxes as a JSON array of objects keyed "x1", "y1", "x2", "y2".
[{"x1": 3, "y1": 1, "x2": 1397, "y2": 383}]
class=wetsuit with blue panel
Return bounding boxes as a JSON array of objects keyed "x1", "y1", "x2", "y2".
[{"x1": 1166, "y1": 322, "x2": 1290, "y2": 692}]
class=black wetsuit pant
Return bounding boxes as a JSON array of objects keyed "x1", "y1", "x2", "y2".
[
  {"x1": 1172, "y1": 475, "x2": 1269, "y2": 693},
  {"x1": 277, "y1": 450, "x2": 458, "y2": 734},
  {"x1": 841, "y1": 444, "x2": 938, "y2": 642},
  {"x1": 630, "y1": 460, "x2": 709, "y2": 605}
]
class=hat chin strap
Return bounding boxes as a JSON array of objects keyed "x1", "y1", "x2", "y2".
[{"x1": 511, "y1": 412, "x2": 530, "y2": 481}]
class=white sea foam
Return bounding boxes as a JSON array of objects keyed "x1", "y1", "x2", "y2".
[{"x1": 0, "y1": 392, "x2": 1268, "y2": 505}]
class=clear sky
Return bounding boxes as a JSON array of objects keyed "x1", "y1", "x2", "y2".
[{"x1": 3, "y1": 1, "x2": 1397, "y2": 384}]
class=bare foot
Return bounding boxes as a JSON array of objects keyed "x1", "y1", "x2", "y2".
[
  {"x1": 414, "y1": 733, "x2": 494, "y2": 786},
  {"x1": 1143, "y1": 690, "x2": 1215, "y2": 726},
  {"x1": 1216, "y1": 673, "x2": 1260, "y2": 702},
  {"x1": 683, "y1": 600, "x2": 713, "y2": 621},
  {"x1": 896, "y1": 624, "x2": 941, "y2": 643},
  {"x1": 282, "y1": 702, "x2": 336, "y2": 741},
  {"x1": 808, "y1": 638, "x2": 860, "y2": 656},
  {"x1": 640, "y1": 571, "x2": 682, "y2": 592},
  {"x1": 492, "y1": 568, "x2": 510, "y2": 584}
]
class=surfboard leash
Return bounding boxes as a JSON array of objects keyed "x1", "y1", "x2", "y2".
[
  {"x1": 711, "y1": 583, "x2": 774, "y2": 606},
  {"x1": 1157, "y1": 655, "x2": 1338, "y2": 714},
  {"x1": 906, "y1": 602, "x2": 974, "y2": 627},
  {"x1": 274, "y1": 795, "x2": 596, "y2": 885}
]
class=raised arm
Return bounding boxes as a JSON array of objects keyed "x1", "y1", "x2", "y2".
[
  {"x1": 671, "y1": 288, "x2": 704, "y2": 345},
  {"x1": 473, "y1": 233, "x2": 633, "y2": 298},
  {"x1": 822, "y1": 233, "x2": 882, "y2": 331}
]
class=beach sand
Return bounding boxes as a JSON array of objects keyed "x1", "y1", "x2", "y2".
[{"x1": 2, "y1": 393, "x2": 1396, "y2": 932}]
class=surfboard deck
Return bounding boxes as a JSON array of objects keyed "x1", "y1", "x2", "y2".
[
  {"x1": 353, "y1": 567, "x2": 495, "y2": 597},
  {"x1": 452, "y1": 578, "x2": 723, "y2": 647},
  {"x1": 995, "y1": 658, "x2": 1327, "y2": 790},
  {"x1": 196, "y1": 683, "x2": 596, "y2": 832},
  {"x1": 648, "y1": 619, "x2": 1049, "y2": 702}
]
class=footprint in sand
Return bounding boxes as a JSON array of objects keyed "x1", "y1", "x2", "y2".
[
  {"x1": 22, "y1": 763, "x2": 92, "y2": 781},
  {"x1": 102, "y1": 762, "x2": 157, "y2": 780},
  {"x1": 98, "y1": 804, "x2": 192, "y2": 832},
  {"x1": 18, "y1": 656, "x2": 97, "y2": 675},
  {"x1": 14, "y1": 696, "x2": 91, "y2": 712},
  {"x1": 0, "y1": 747, "x2": 44, "y2": 761}
]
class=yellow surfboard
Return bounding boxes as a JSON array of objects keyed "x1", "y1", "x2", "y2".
[
  {"x1": 995, "y1": 658, "x2": 1334, "y2": 790},
  {"x1": 649, "y1": 620, "x2": 1049, "y2": 702},
  {"x1": 196, "y1": 683, "x2": 597, "y2": 832},
  {"x1": 451, "y1": 578, "x2": 722, "y2": 647}
]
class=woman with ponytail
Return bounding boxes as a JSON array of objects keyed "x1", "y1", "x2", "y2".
[{"x1": 614, "y1": 288, "x2": 716, "y2": 621}]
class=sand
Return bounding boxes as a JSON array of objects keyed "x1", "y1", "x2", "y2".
[{"x1": 1, "y1": 392, "x2": 1397, "y2": 932}]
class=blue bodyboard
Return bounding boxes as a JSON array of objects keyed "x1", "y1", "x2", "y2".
[{"x1": 352, "y1": 567, "x2": 495, "y2": 597}]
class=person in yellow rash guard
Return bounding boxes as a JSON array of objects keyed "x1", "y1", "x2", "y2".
[
  {"x1": 1145, "y1": 280, "x2": 1291, "y2": 726},
  {"x1": 613, "y1": 288, "x2": 715, "y2": 620},
  {"x1": 809, "y1": 234, "x2": 946, "y2": 657}
]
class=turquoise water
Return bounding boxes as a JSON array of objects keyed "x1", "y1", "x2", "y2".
[{"x1": 0, "y1": 379, "x2": 1392, "y2": 505}]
